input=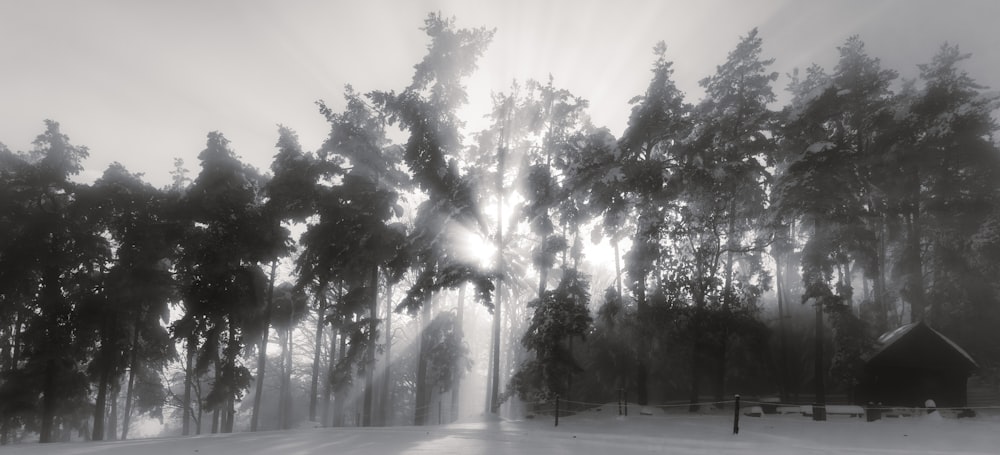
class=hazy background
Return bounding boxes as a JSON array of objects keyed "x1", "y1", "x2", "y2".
[{"x1": 2, "y1": 0, "x2": 997, "y2": 186}]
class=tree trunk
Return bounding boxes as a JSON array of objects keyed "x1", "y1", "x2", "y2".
[
  {"x1": 380, "y1": 284, "x2": 394, "y2": 426},
  {"x1": 503, "y1": 288, "x2": 522, "y2": 416},
  {"x1": 613, "y1": 239, "x2": 623, "y2": 297},
  {"x1": 309, "y1": 283, "x2": 327, "y2": 423},
  {"x1": 120, "y1": 357, "x2": 137, "y2": 440},
  {"x1": 194, "y1": 370, "x2": 203, "y2": 435},
  {"x1": 39, "y1": 358, "x2": 56, "y2": 443},
  {"x1": 490, "y1": 133, "x2": 505, "y2": 416},
  {"x1": 250, "y1": 323, "x2": 270, "y2": 431},
  {"x1": 0, "y1": 414, "x2": 10, "y2": 445},
  {"x1": 414, "y1": 298, "x2": 432, "y2": 425},
  {"x1": 12, "y1": 314, "x2": 21, "y2": 368},
  {"x1": 332, "y1": 325, "x2": 347, "y2": 427},
  {"x1": 91, "y1": 354, "x2": 111, "y2": 441},
  {"x1": 688, "y1": 265, "x2": 707, "y2": 414},
  {"x1": 221, "y1": 323, "x2": 238, "y2": 434},
  {"x1": 363, "y1": 266, "x2": 378, "y2": 427},
  {"x1": 636, "y1": 267, "x2": 649, "y2": 406},
  {"x1": 874, "y1": 224, "x2": 886, "y2": 327},
  {"x1": 876, "y1": 217, "x2": 891, "y2": 329},
  {"x1": 0, "y1": 319, "x2": 11, "y2": 374},
  {"x1": 537, "y1": 234, "x2": 549, "y2": 298},
  {"x1": 484, "y1": 323, "x2": 494, "y2": 415},
  {"x1": 251, "y1": 261, "x2": 277, "y2": 431},
  {"x1": 278, "y1": 326, "x2": 293, "y2": 430},
  {"x1": 489, "y1": 276, "x2": 502, "y2": 414},
  {"x1": 106, "y1": 382, "x2": 120, "y2": 440},
  {"x1": 38, "y1": 267, "x2": 63, "y2": 444},
  {"x1": 723, "y1": 212, "x2": 737, "y2": 303},
  {"x1": 121, "y1": 314, "x2": 142, "y2": 440},
  {"x1": 813, "y1": 297, "x2": 826, "y2": 420},
  {"x1": 221, "y1": 400, "x2": 231, "y2": 433},
  {"x1": 211, "y1": 358, "x2": 220, "y2": 434},
  {"x1": 811, "y1": 217, "x2": 827, "y2": 421},
  {"x1": 688, "y1": 312, "x2": 702, "y2": 412},
  {"x1": 182, "y1": 338, "x2": 195, "y2": 436},
  {"x1": 59, "y1": 417, "x2": 71, "y2": 442},
  {"x1": 775, "y1": 251, "x2": 790, "y2": 403},
  {"x1": 929, "y1": 240, "x2": 945, "y2": 325},
  {"x1": 195, "y1": 393, "x2": 203, "y2": 435},
  {"x1": 3, "y1": 314, "x2": 22, "y2": 439},
  {"x1": 714, "y1": 202, "x2": 738, "y2": 407},
  {"x1": 450, "y1": 285, "x2": 466, "y2": 422},
  {"x1": 211, "y1": 346, "x2": 221, "y2": 434},
  {"x1": 93, "y1": 314, "x2": 116, "y2": 442},
  {"x1": 905, "y1": 214, "x2": 926, "y2": 323},
  {"x1": 322, "y1": 327, "x2": 338, "y2": 427},
  {"x1": 223, "y1": 396, "x2": 235, "y2": 433},
  {"x1": 0, "y1": 324, "x2": 7, "y2": 374}
]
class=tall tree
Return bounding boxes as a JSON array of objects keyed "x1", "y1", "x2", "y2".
[
  {"x1": 683, "y1": 28, "x2": 777, "y2": 405},
  {"x1": 302, "y1": 86, "x2": 410, "y2": 426},
  {"x1": 509, "y1": 269, "x2": 593, "y2": 401},
  {"x1": 250, "y1": 125, "x2": 318, "y2": 431},
  {"x1": 173, "y1": 131, "x2": 285, "y2": 433},
  {"x1": 616, "y1": 42, "x2": 691, "y2": 406},
  {"x1": 271, "y1": 282, "x2": 308, "y2": 430},
  {"x1": 895, "y1": 43, "x2": 1000, "y2": 324},
  {"x1": 371, "y1": 13, "x2": 496, "y2": 416},
  {"x1": 0, "y1": 121, "x2": 105, "y2": 443},
  {"x1": 773, "y1": 38, "x2": 889, "y2": 419},
  {"x1": 825, "y1": 36, "x2": 896, "y2": 330},
  {"x1": 87, "y1": 163, "x2": 177, "y2": 440}
]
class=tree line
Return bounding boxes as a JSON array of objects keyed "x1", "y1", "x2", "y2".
[{"x1": 2, "y1": 13, "x2": 999, "y2": 443}]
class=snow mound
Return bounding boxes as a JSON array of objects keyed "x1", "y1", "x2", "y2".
[{"x1": 3, "y1": 408, "x2": 999, "y2": 455}]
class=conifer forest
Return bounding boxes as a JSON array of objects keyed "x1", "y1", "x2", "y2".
[{"x1": 2, "y1": 13, "x2": 1000, "y2": 444}]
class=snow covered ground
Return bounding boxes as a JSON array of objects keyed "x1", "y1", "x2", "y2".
[{"x1": 3, "y1": 406, "x2": 998, "y2": 454}]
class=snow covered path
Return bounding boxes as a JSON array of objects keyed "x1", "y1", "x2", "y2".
[{"x1": 3, "y1": 410, "x2": 998, "y2": 454}]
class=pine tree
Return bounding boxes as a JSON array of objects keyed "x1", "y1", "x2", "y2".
[
  {"x1": 772, "y1": 38, "x2": 891, "y2": 418},
  {"x1": 509, "y1": 269, "x2": 593, "y2": 401},
  {"x1": 173, "y1": 131, "x2": 284, "y2": 434},
  {"x1": 88, "y1": 163, "x2": 177, "y2": 440},
  {"x1": 681, "y1": 28, "x2": 778, "y2": 406},
  {"x1": 370, "y1": 13, "x2": 497, "y2": 417},
  {"x1": 616, "y1": 42, "x2": 692, "y2": 406},
  {"x1": 0, "y1": 121, "x2": 105, "y2": 443}
]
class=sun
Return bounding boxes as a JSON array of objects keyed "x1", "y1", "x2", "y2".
[{"x1": 451, "y1": 221, "x2": 497, "y2": 270}]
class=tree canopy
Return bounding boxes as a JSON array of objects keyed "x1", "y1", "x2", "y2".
[{"x1": 2, "y1": 15, "x2": 999, "y2": 444}]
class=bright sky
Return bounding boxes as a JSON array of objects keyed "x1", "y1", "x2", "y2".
[{"x1": 2, "y1": 0, "x2": 998, "y2": 187}]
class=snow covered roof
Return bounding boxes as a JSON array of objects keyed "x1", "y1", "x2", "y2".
[{"x1": 868, "y1": 321, "x2": 978, "y2": 371}]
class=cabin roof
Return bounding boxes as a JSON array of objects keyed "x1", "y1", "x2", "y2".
[{"x1": 867, "y1": 321, "x2": 978, "y2": 372}]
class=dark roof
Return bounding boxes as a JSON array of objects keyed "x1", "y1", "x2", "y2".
[{"x1": 866, "y1": 321, "x2": 978, "y2": 372}]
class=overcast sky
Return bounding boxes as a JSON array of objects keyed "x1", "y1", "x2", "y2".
[{"x1": 2, "y1": 0, "x2": 998, "y2": 187}]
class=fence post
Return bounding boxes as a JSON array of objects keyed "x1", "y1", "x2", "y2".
[
  {"x1": 866, "y1": 402, "x2": 881, "y2": 422},
  {"x1": 438, "y1": 401, "x2": 442, "y2": 425},
  {"x1": 618, "y1": 388, "x2": 623, "y2": 416},
  {"x1": 624, "y1": 390, "x2": 628, "y2": 416},
  {"x1": 733, "y1": 394, "x2": 740, "y2": 435},
  {"x1": 555, "y1": 396, "x2": 560, "y2": 427}
]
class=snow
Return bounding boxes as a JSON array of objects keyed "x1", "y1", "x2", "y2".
[
  {"x1": 805, "y1": 141, "x2": 835, "y2": 154},
  {"x1": 3, "y1": 407, "x2": 998, "y2": 454}
]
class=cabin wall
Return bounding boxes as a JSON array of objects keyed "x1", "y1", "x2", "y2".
[{"x1": 861, "y1": 366, "x2": 968, "y2": 408}]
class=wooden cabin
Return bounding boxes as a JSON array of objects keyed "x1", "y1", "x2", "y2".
[{"x1": 860, "y1": 321, "x2": 978, "y2": 408}]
